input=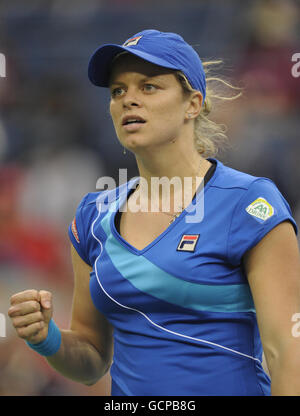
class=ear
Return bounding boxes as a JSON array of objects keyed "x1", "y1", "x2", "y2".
[{"x1": 185, "y1": 91, "x2": 203, "y2": 120}]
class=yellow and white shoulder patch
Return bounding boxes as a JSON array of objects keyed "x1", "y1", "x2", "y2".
[{"x1": 245, "y1": 197, "x2": 274, "y2": 221}]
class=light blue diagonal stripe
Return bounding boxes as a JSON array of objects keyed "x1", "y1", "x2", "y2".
[{"x1": 99, "y1": 200, "x2": 255, "y2": 313}]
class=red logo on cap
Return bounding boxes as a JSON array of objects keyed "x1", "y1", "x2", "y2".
[{"x1": 123, "y1": 36, "x2": 143, "y2": 47}]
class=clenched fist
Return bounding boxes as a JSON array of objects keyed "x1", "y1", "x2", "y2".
[{"x1": 8, "y1": 289, "x2": 53, "y2": 344}]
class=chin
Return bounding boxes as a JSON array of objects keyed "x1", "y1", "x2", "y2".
[
  {"x1": 120, "y1": 133, "x2": 171, "y2": 154},
  {"x1": 122, "y1": 135, "x2": 153, "y2": 151}
]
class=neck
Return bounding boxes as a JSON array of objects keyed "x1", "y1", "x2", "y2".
[
  {"x1": 136, "y1": 153, "x2": 210, "y2": 183},
  {"x1": 134, "y1": 132, "x2": 209, "y2": 181},
  {"x1": 133, "y1": 149, "x2": 212, "y2": 213}
]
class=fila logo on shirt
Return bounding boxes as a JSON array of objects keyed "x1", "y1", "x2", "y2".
[{"x1": 177, "y1": 234, "x2": 200, "y2": 252}]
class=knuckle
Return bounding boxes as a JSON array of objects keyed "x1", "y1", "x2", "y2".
[
  {"x1": 10, "y1": 292, "x2": 21, "y2": 305},
  {"x1": 30, "y1": 289, "x2": 39, "y2": 300},
  {"x1": 40, "y1": 290, "x2": 52, "y2": 300},
  {"x1": 31, "y1": 322, "x2": 43, "y2": 336},
  {"x1": 12, "y1": 317, "x2": 21, "y2": 328},
  {"x1": 33, "y1": 321, "x2": 41, "y2": 329},
  {"x1": 17, "y1": 322, "x2": 42, "y2": 340},
  {"x1": 14, "y1": 312, "x2": 42, "y2": 328},
  {"x1": 8, "y1": 306, "x2": 20, "y2": 318},
  {"x1": 31, "y1": 301, "x2": 41, "y2": 312},
  {"x1": 36, "y1": 311, "x2": 44, "y2": 321},
  {"x1": 30, "y1": 312, "x2": 43, "y2": 323},
  {"x1": 16, "y1": 327, "x2": 26, "y2": 339},
  {"x1": 19, "y1": 290, "x2": 31, "y2": 299},
  {"x1": 10, "y1": 289, "x2": 40, "y2": 305}
]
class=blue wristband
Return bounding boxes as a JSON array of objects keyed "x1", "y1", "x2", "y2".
[{"x1": 26, "y1": 319, "x2": 61, "y2": 357}]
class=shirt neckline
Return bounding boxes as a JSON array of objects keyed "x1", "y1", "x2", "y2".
[{"x1": 110, "y1": 158, "x2": 219, "y2": 255}]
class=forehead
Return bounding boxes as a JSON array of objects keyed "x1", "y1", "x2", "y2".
[{"x1": 109, "y1": 53, "x2": 176, "y2": 84}]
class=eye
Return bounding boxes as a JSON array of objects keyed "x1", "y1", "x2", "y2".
[
  {"x1": 143, "y1": 84, "x2": 157, "y2": 93},
  {"x1": 111, "y1": 87, "x2": 125, "y2": 98}
]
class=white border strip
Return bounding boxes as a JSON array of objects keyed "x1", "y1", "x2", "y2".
[{"x1": 91, "y1": 204, "x2": 260, "y2": 363}]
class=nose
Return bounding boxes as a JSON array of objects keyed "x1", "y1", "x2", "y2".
[{"x1": 122, "y1": 86, "x2": 141, "y2": 109}]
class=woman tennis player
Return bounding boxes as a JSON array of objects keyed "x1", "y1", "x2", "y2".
[{"x1": 8, "y1": 30, "x2": 300, "y2": 396}]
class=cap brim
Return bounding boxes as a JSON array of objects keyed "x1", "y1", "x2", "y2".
[{"x1": 88, "y1": 44, "x2": 180, "y2": 87}]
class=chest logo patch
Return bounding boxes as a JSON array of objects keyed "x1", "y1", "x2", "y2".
[
  {"x1": 245, "y1": 197, "x2": 274, "y2": 221},
  {"x1": 177, "y1": 234, "x2": 199, "y2": 252}
]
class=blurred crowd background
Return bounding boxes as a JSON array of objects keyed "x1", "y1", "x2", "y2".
[{"x1": 0, "y1": 0, "x2": 299, "y2": 396}]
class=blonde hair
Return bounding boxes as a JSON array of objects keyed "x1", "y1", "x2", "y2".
[{"x1": 176, "y1": 60, "x2": 242, "y2": 157}]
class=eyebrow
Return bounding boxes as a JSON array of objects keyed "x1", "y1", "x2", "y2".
[{"x1": 110, "y1": 74, "x2": 169, "y2": 87}]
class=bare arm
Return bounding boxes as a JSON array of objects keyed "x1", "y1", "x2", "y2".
[
  {"x1": 9, "y1": 245, "x2": 113, "y2": 386},
  {"x1": 244, "y1": 221, "x2": 300, "y2": 395},
  {"x1": 46, "y1": 245, "x2": 113, "y2": 385}
]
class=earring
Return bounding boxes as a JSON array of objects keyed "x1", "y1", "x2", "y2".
[
  {"x1": 123, "y1": 147, "x2": 127, "y2": 155},
  {"x1": 188, "y1": 113, "x2": 192, "y2": 119}
]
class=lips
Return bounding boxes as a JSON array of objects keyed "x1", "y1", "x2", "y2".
[
  {"x1": 121, "y1": 115, "x2": 146, "y2": 133},
  {"x1": 122, "y1": 115, "x2": 146, "y2": 126}
]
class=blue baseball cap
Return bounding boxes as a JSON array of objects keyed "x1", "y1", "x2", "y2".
[{"x1": 88, "y1": 29, "x2": 206, "y2": 101}]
